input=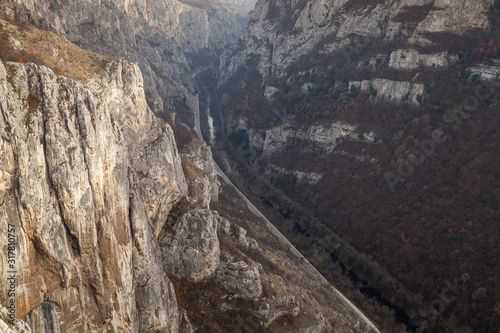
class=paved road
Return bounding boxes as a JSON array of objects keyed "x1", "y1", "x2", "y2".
[{"x1": 190, "y1": 79, "x2": 381, "y2": 333}]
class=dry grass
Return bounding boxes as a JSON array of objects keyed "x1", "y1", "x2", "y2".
[
  {"x1": 181, "y1": 157, "x2": 207, "y2": 205},
  {"x1": 0, "y1": 16, "x2": 117, "y2": 82},
  {"x1": 181, "y1": 158, "x2": 205, "y2": 181}
]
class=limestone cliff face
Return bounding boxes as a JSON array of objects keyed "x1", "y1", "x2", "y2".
[
  {"x1": 160, "y1": 208, "x2": 221, "y2": 281},
  {"x1": 0, "y1": 55, "x2": 377, "y2": 332},
  {"x1": 1, "y1": 0, "x2": 243, "y2": 52},
  {"x1": 1, "y1": 0, "x2": 244, "y2": 122},
  {"x1": 1, "y1": 304, "x2": 31, "y2": 333},
  {"x1": 220, "y1": 0, "x2": 493, "y2": 84},
  {"x1": 262, "y1": 121, "x2": 358, "y2": 156},
  {"x1": 0, "y1": 30, "x2": 190, "y2": 331},
  {"x1": 219, "y1": 0, "x2": 258, "y2": 12}
]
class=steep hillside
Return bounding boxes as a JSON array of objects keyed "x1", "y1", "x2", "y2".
[
  {"x1": 0, "y1": 17, "x2": 379, "y2": 333},
  {"x1": 216, "y1": 0, "x2": 500, "y2": 332}
]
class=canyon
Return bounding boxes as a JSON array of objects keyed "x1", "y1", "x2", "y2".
[
  {"x1": 1, "y1": 0, "x2": 500, "y2": 332},
  {"x1": 0, "y1": 4, "x2": 377, "y2": 332}
]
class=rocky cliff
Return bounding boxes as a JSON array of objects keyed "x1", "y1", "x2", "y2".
[
  {"x1": 0, "y1": 18, "x2": 189, "y2": 332},
  {"x1": 0, "y1": 17, "x2": 380, "y2": 332},
  {"x1": 0, "y1": 0, "x2": 246, "y2": 131},
  {"x1": 218, "y1": 0, "x2": 496, "y2": 160},
  {"x1": 220, "y1": 0, "x2": 493, "y2": 84}
]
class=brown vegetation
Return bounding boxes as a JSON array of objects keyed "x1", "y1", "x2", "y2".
[{"x1": 0, "y1": 16, "x2": 115, "y2": 81}]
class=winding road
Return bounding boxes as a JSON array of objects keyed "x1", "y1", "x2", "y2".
[{"x1": 190, "y1": 73, "x2": 381, "y2": 333}]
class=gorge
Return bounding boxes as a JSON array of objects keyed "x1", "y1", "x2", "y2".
[{"x1": 1, "y1": 0, "x2": 500, "y2": 332}]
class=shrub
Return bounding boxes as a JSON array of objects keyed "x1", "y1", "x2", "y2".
[
  {"x1": 0, "y1": 37, "x2": 18, "y2": 62},
  {"x1": 416, "y1": 94, "x2": 423, "y2": 104},
  {"x1": 228, "y1": 129, "x2": 249, "y2": 150},
  {"x1": 350, "y1": 84, "x2": 358, "y2": 97},
  {"x1": 52, "y1": 66, "x2": 63, "y2": 74},
  {"x1": 369, "y1": 84, "x2": 378, "y2": 97},
  {"x1": 471, "y1": 73, "x2": 482, "y2": 84}
]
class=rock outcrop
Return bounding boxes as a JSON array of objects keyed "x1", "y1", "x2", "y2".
[
  {"x1": 180, "y1": 139, "x2": 219, "y2": 207},
  {"x1": 349, "y1": 78, "x2": 424, "y2": 105},
  {"x1": 467, "y1": 58, "x2": 500, "y2": 81},
  {"x1": 265, "y1": 164, "x2": 323, "y2": 185},
  {"x1": 388, "y1": 49, "x2": 458, "y2": 70},
  {"x1": 217, "y1": 260, "x2": 263, "y2": 300},
  {"x1": 262, "y1": 121, "x2": 358, "y2": 156},
  {"x1": 160, "y1": 208, "x2": 221, "y2": 281},
  {"x1": 1, "y1": 303, "x2": 31, "y2": 333}
]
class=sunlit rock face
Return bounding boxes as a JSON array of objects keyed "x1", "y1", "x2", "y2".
[
  {"x1": 0, "y1": 53, "x2": 189, "y2": 332},
  {"x1": 388, "y1": 49, "x2": 458, "y2": 70},
  {"x1": 160, "y1": 209, "x2": 221, "y2": 281}
]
